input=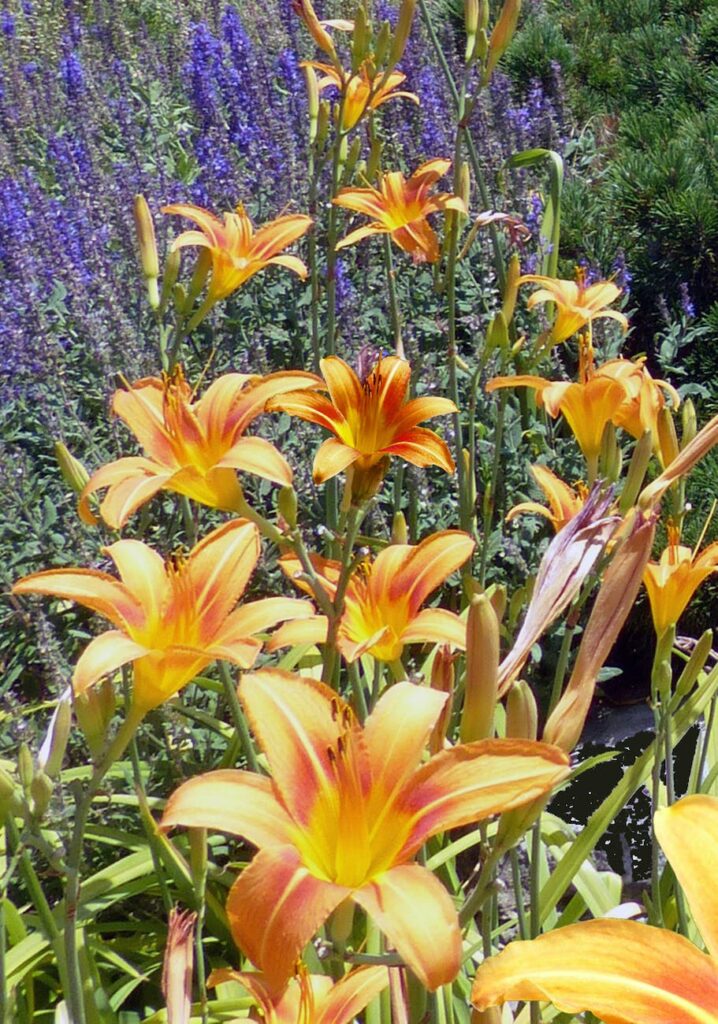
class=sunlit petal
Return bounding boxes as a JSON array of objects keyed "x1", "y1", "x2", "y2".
[{"x1": 73, "y1": 630, "x2": 148, "y2": 695}]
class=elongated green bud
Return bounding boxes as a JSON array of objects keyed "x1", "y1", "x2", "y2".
[
  {"x1": 429, "y1": 646, "x2": 456, "y2": 754},
  {"x1": 389, "y1": 0, "x2": 416, "y2": 67},
  {"x1": 38, "y1": 692, "x2": 72, "y2": 778},
  {"x1": 465, "y1": 0, "x2": 479, "y2": 62},
  {"x1": 506, "y1": 679, "x2": 537, "y2": 740},
  {"x1": 344, "y1": 135, "x2": 363, "y2": 179},
  {"x1": 133, "y1": 194, "x2": 160, "y2": 309},
  {"x1": 486, "y1": 310, "x2": 509, "y2": 353},
  {"x1": 366, "y1": 137, "x2": 383, "y2": 182},
  {"x1": 304, "y1": 64, "x2": 319, "y2": 143},
  {"x1": 599, "y1": 421, "x2": 622, "y2": 484},
  {"x1": 30, "y1": 771, "x2": 53, "y2": 819},
  {"x1": 316, "y1": 99, "x2": 331, "y2": 146},
  {"x1": 277, "y1": 486, "x2": 298, "y2": 530},
  {"x1": 391, "y1": 511, "x2": 408, "y2": 545},
  {"x1": 458, "y1": 164, "x2": 471, "y2": 226},
  {"x1": 182, "y1": 248, "x2": 212, "y2": 314},
  {"x1": 483, "y1": 0, "x2": 521, "y2": 84},
  {"x1": 619, "y1": 429, "x2": 653, "y2": 514},
  {"x1": 351, "y1": 4, "x2": 370, "y2": 72},
  {"x1": 501, "y1": 252, "x2": 521, "y2": 324},
  {"x1": 159, "y1": 248, "x2": 181, "y2": 316},
  {"x1": 657, "y1": 407, "x2": 679, "y2": 469},
  {"x1": 374, "y1": 20, "x2": 392, "y2": 67},
  {"x1": 55, "y1": 441, "x2": 90, "y2": 494},
  {"x1": 18, "y1": 743, "x2": 34, "y2": 791},
  {"x1": 681, "y1": 397, "x2": 697, "y2": 449},
  {"x1": 461, "y1": 593, "x2": 500, "y2": 742},
  {"x1": 675, "y1": 629, "x2": 713, "y2": 697},
  {"x1": 487, "y1": 582, "x2": 507, "y2": 623},
  {"x1": 0, "y1": 767, "x2": 19, "y2": 817},
  {"x1": 75, "y1": 678, "x2": 116, "y2": 758}
]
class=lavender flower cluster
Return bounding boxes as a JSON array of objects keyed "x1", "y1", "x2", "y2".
[{"x1": 0, "y1": 0, "x2": 567, "y2": 404}]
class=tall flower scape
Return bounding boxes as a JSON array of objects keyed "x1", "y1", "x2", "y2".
[{"x1": 7, "y1": 2, "x2": 718, "y2": 1023}]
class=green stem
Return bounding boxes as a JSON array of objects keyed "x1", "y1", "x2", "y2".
[
  {"x1": 322, "y1": 504, "x2": 366, "y2": 685},
  {"x1": 548, "y1": 621, "x2": 577, "y2": 716},
  {"x1": 219, "y1": 663, "x2": 259, "y2": 773},
  {"x1": 510, "y1": 846, "x2": 529, "y2": 939},
  {"x1": 650, "y1": 703, "x2": 665, "y2": 928},
  {"x1": 696, "y1": 695, "x2": 718, "y2": 791},
  {"x1": 189, "y1": 829, "x2": 209, "y2": 1024},
  {"x1": 364, "y1": 919, "x2": 383, "y2": 1024},
  {"x1": 347, "y1": 661, "x2": 369, "y2": 724},
  {"x1": 529, "y1": 819, "x2": 542, "y2": 1024},
  {"x1": 64, "y1": 706, "x2": 146, "y2": 1024},
  {"x1": 478, "y1": 389, "x2": 507, "y2": 584},
  {"x1": 383, "y1": 234, "x2": 403, "y2": 357}
]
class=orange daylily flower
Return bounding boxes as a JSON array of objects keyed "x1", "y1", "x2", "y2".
[
  {"x1": 208, "y1": 964, "x2": 390, "y2": 1024},
  {"x1": 333, "y1": 158, "x2": 467, "y2": 264},
  {"x1": 267, "y1": 355, "x2": 456, "y2": 496},
  {"x1": 79, "y1": 366, "x2": 320, "y2": 529},
  {"x1": 643, "y1": 527, "x2": 718, "y2": 636},
  {"x1": 486, "y1": 371, "x2": 627, "y2": 467},
  {"x1": 519, "y1": 271, "x2": 628, "y2": 345},
  {"x1": 163, "y1": 202, "x2": 312, "y2": 303},
  {"x1": 162, "y1": 669, "x2": 571, "y2": 990},
  {"x1": 595, "y1": 357, "x2": 680, "y2": 446},
  {"x1": 12, "y1": 520, "x2": 313, "y2": 712},
  {"x1": 269, "y1": 529, "x2": 475, "y2": 662},
  {"x1": 472, "y1": 794, "x2": 718, "y2": 1024},
  {"x1": 307, "y1": 60, "x2": 419, "y2": 132},
  {"x1": 506, "y1": 464, "x2": 587, "y2": 533}
]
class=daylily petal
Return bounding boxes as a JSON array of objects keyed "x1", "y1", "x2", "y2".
[
  {"x1": 216, "y1": 436, "x2": 293, "y2": 485},
  {"x1": 213, "y1": 597, "x2": 316, "y2": 644},
  {"x1": 381, "y1": 427, "x2": 455, "y2": 472},
  {"x1": 471, "y1": 918, "x2": 718, "y2": 1024},
  {"x1": 166, "y1": 465, "x2": 244, "y2": 511},
  {"x1": 333, "y1": 188, "x2": 388, "y2": 220},
  {"x1": 97, "y1": 467, "x2": 171, "y2": 529},
  {"x1": 266, "y1": 390, "x2": 345, "y2": 434},
  {"x1": 185, "y1": 519, "x2": 260, "y2": 639},
  {"x1": 239, "y1": 669, "x2": 350, "y2": 826},
  {"x1": 102, "y1": 539, "x2": 168, "y2": 628},
  {"x1": 386, "y1": 530, "x2": 474, "y2": 612},
  {"x1": 264, "y1": 615, "x2": 329, "y2": 651},
  {"x1": 335, "y1": 223, "x2": 388, "y2": 250},
  {"x1": 654, "y1": 795, "x2": 718, "y2": 959},
  {"x1": 132, "y1": 646, "x2": 214, "y2": 709},
  {"x1": 265, "y1": 253, "x2": 308, "y2": 278},
  {"x1": 354, "y1": 864, "x2": 461, "y2": 990},
  {"x1": 316, "y1": 966, "x2": 392, "y2": 1024},
  {"x1": 226, "y1": 845, "x2": 348, "y2": 989},
  {"x1": 78, "y1": 455, "x2": 167, "y2": 525},
  {"x1": 391, "y1": 396, "x2": 457, "y2": 434},
  {"x1": 12, "y1": 568, "x2": 142, "y2": 631},
  {"x1": 73, "y1": 630, "x2": 149, "y2": 695},
  {"x1": 398, "y1": 738, "x2": 570, "y2": 858},
  {"x1": 112, "y1": 380, "x2": 174, "y2": 464},
  {"x1": 320, "y1": 357, "x2": 364, "y2": 420},
  {"x1": 161, "y1": 769, "x2": 295, "y2": 848},
  {"x1": 399, "y1": 607, "x2": 467, "y2": 649},
  {"x1": 363, "y1": 681, "x2": 447, "y2": 810},
  {"x1": 313, "y1": 437, "x2": 362, "y2": 484}
]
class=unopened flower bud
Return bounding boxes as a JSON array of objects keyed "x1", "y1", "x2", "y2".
[
  {"x1": 37, "y1": 691, "x2": 72, "y2": 778},
  {"x1": 487, "y1": 582, "x2": 507, "y2": 623},
  {"x1": 30, "y1": 770, "x2": 53, "y2": 818},
  {"x1": 460, "y1": 593, "x2": 500, "y2": 742},
  {"x1": 501, "y1": 252, "x2": 521, "y2": 324},
  {"x1": 429, "y1": 645, "x2": 456, "y2": 754},
  {"x1": 183, "y1": 248, "x2": 212, "y2": 313},
  {"x1": 483, "y1": 0, "x2": 521, "y2": 84},
  {"x1": 657, "y1": 407, "x2": 680, "y2": 469},
  {"x1": 676, "y1": 629, "x2": 713, "y2": 697},
  {"x1": 163, "y1": 907, "x2": 197, "y2": 1024},
  {"x1": 18, "y1": 743, "x2": 34, "y2": 791},
  {"x1": 292, "y1": 0, "x2": 337, "y2": 60},
  {"x1": 304, "y1": 65, "x2": 320, "y2": 142},
  {"x1": 351, "y1": 4, "x2": 370, "y2": 72},
  {"x1": 0, "y1": 767, "x2": 20, "y2": 817},
  {"x1": 133, "y1": 194, "x2": 160, "y2": 309},
  {"x1": 458, "y1": 164, "x2": 471, "y2": 225},
  {"x1": 316, "y1": 99, "x2": 331, "y2": 146},
  {"x1": 486, "y1": 310, "x2": 509, "y2": 353},
  {"x1": 391, "y1": 511, "x2": 408, "y2": 545},
  {"x1": 55, "y1": 441, "x2": 90, "y2": 495},
  {"x1": 277, "y1": 486, "x2": 298, "y2": 530},
  {"x1": 506, "y1": 679, "x2": 537, "y2": 740},
  {"x1": 389, "y1": 0, "x2": 416, "y2": 67},
  {"x1": 681, "y1": 397, "x2": 697, "y2": 449},
  {"x1": 471, "y1": 1007, "x2": 502, "y2": 1024},
  {"x1": 75, "y1": 678, "x2": 116, "y2": 758},
  {"x1": 465, "y1": 0, "x2": 479, "y2": 62},
  {"x1": 366, "y1": 137, "x2": 383, "y2": 182},
  {"x1": 619, "y1": 429, "x2": 653, "y2": 514},
  {"x1": 159, "y1": 248, "x2": 181, "y2": 315},
  {"x1": 599, "y1": 421, "x2": 622, "y2": 484},
  {"x1": 344, "y1": 135, "x2": 363, "y2": 178}
]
